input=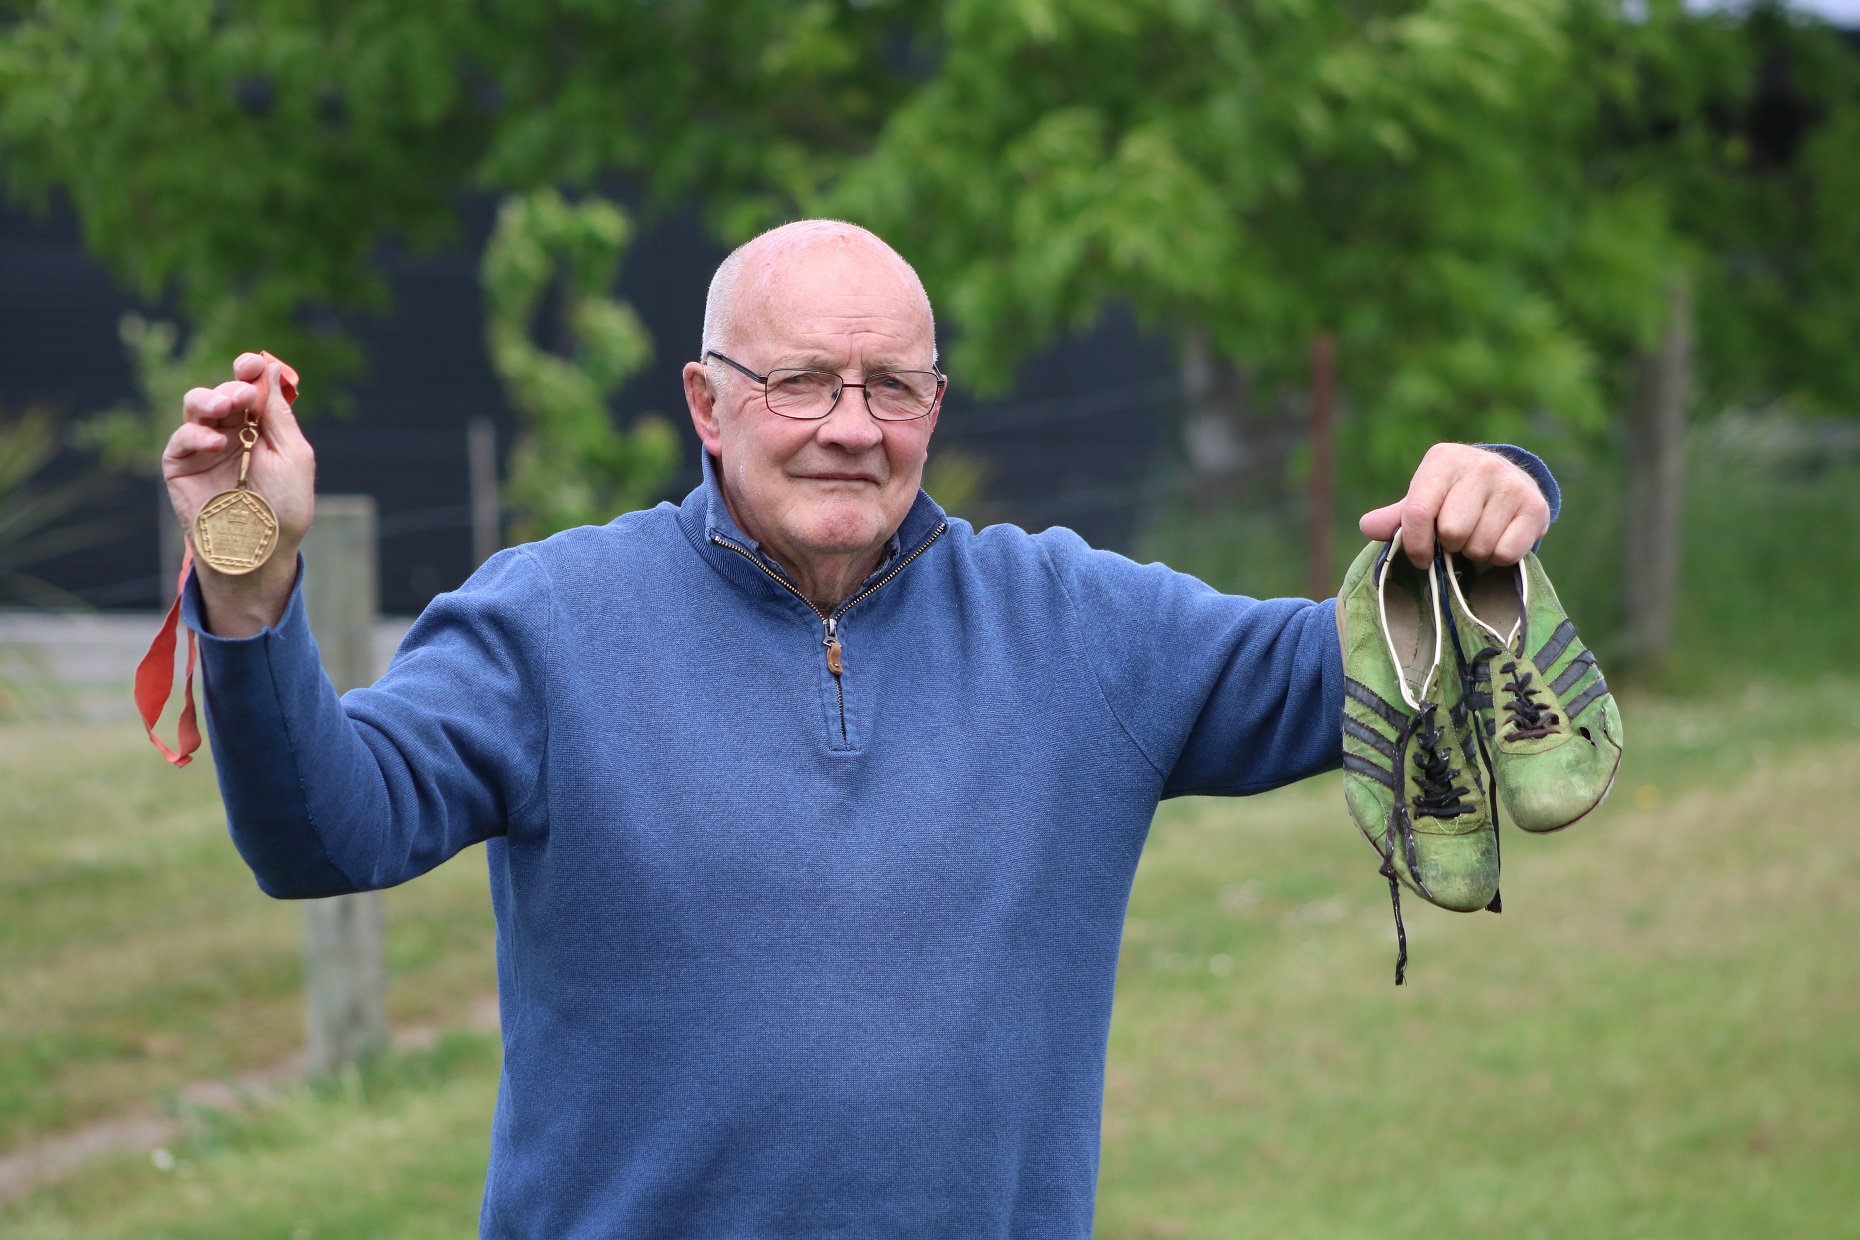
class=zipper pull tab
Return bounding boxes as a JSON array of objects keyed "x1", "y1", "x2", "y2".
[{"x1": 823, "y1": 618, "x2": 843, "y2": 677}]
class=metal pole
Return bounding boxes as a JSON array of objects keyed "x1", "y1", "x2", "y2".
[
  {"x1": 468, "y1": 417, "x2": 500, "y2": 569},
  {"x1": 1307, "y1": 332, "x2": 1336, "y2": 600},
  {"x1": 299, "y1": 495, "x2": 389, "y2": 1076}
]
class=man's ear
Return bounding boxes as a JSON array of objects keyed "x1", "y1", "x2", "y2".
[{"x1": 683, "y1": 361, "x2": 724, "y2": 456}]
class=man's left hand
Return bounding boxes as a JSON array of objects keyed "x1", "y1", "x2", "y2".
[{"x1": 1359, "y1": 444, "x2": 1551, "y2": 569}]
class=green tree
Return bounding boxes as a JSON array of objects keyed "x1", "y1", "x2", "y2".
[
  {"x1": 0, "y1": 0, "x2": 495, "y2": 389},
  {"x1": 0, "y1": 0, "x2": 934, "y2": 533},
  {"x1": 481, "y1": 189, "x2": 678, "y2": 541},
  {"x1": 1548, "y1": 0, "x2": 1860, "y2": 661},
  {"x1": 833, "y1": 0, "x2": 1668, "y2": 480},
  {"x1": 0, "y1": 0, "x2": 933, "y2": 393},
  {"x1": 825, "y1": 0, "x2": 1858, "y2": 660},
  {"x1": 69, "y1": 313, "x2": 222, "y2": 593}
]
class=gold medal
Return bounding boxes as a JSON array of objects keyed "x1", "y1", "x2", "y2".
[{"x1": 192, "y1": 416, "x2": 279, "y2": 575}]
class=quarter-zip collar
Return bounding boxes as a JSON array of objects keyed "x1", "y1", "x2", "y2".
[{"x1": 677, "y1": 451, "x2": 948, "y2": 613}]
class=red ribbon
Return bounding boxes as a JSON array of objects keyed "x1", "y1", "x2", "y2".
[{"x1": 135, "y1": 352, "x2": 299, "y2": 767}]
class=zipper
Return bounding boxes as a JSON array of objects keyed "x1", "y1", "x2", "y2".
[{"x1": 711, "y1": 521, "x2": 948, "y2": 742}]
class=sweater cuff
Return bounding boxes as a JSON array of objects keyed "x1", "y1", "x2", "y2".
[{"x1": 181, "y1": 553, "x2": 310, "y2": 647}]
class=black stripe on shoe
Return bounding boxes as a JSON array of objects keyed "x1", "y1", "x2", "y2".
[
  {"x1": 1533, "y1": 618, "x2": 1579, "y2": 670},
  {"x1": 1345, "y1": 678, "x2": 1408, "y2": 731},
  {"x1": 1343, "y1": 714, "x2": 1400, "y2": 761},
  {"x1": 1549, "y1": 648, "x2": 1598, "y2": 697},
  {"x1": 1565, "y1": 676, "x2": 1611, "y2": 721},
  {"x1": 1343, "y1": 752, "x2": 1400, "y2": 789},
  {"x1": 1459, "y1": 732, "x2": 1486, "y2": 795}
]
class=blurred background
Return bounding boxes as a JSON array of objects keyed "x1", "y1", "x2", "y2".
[{"x1": 1, "y1": 1, "x2": 1857, "y2": 1236}]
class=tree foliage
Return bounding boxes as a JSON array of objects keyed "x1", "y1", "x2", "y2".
[
  {"x1": 0, "y1": 0, "x2": 931, "y2": 395},
  {"x1": 481, "y1": 189, "x2": 678, "y2": 540},
  {"x1": 72, "y1": 314, "x2": 212, "y2": 475},
  {"x1": 827, "y1": 0, "x2": 1857, "y2": 485},
  {"x1": 833, "y1": 0, "x2": 1632, "y2": 471},
  {"x1": 0, "y1": 0, "x2": 930, "y2": 530},
  {"x1": 2, "y1": 0, "x2": 1853, "y2": 510},
  {"x1": 1573, "y1": 1, "x2": 1860, "y2": 415},
  {"x1": 0, "y1": 0, "x2": 493, "y2": 388}
]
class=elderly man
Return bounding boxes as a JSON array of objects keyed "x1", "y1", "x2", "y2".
[{"x1": 166, "y1": 220, "x2": 1554, "y2": 1238}]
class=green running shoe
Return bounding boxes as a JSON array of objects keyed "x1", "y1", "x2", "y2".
[
  {"x1": 1339, "y1": 539, "x2": 1500, "y2": 982},
  {"x1": 1440, "y1": 549, "x2": 1625, "y2": 833}
]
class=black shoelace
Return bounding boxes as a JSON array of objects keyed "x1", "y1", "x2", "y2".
[
  {"x1": 1496, "y1": 658, "x2": 1559, "y2": 741},
  {"x1": 1410, "y1": 703, "x2": 1475, "y2": 819},
  {"x1": 1379, "y1": 702, "x2": 1476, "y2": 985}
]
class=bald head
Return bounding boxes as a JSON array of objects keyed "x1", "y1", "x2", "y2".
[
  {"x1": 701, "y1": 220, "x2": 935, "y2": 362},
  {"x1": 681, "y1": 217, "x2": 944, "y2": 611}
]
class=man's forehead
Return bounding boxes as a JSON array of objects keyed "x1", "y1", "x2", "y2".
[
  {"x1": 735, "y1": 239, "x2": 933, "y2": 350},
  {"x1": 743, "y1": 235, "x2": 918, "y2": 302}
]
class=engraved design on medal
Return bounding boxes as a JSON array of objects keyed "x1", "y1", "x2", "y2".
[
  {"x1": 194, "y1": 487, "x2": 279, "y2": 575},
  {"x1": 191, "y1": 415, "x2": 279, "y2": 576}
]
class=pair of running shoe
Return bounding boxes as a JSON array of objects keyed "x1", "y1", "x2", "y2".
[{"x1": 1337, "y1": 538, "x2": 1625, "y2": 983}]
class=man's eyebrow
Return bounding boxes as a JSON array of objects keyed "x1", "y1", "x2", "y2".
[
  {"x1": 772, "y1": 356, "x2": 933, "y2": 374},
  {"x1": 754, "y1": 354, "x2": 828, "y2": 373}
]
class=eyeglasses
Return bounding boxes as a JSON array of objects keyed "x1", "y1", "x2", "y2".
[{"x1": 706, "y1": 350, "x2": 946, "y2": 422}]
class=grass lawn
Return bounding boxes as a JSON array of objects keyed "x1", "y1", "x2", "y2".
[
  {"x1": 0, "y1": 719, "x2": 497, "y2": 1155},
  {"x1": 4, "y1": 678, "x2": 1858, "y2": 1237}
]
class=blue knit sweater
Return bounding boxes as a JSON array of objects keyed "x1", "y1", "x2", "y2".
[{"x1": 189, "y1": 451, "x2": 1555, "y2": 1238}]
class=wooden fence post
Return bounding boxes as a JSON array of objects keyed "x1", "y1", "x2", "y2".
[
  {"x1": 1624, "y1": 279, "x2": 1692, "y2": 668},
  {"x1": 468, "y1": 416, "x2": 500, "y2": 568},
  {"x1": 299, "y1": 495, "x2": 389, "y2": 1076}
]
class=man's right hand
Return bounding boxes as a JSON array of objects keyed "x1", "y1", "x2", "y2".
[{"x1": 165, "y1": 353, "x2": 317, "y2": 638}]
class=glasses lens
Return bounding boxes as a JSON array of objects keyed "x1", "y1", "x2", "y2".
[
  {"x1": 866, "y1": 371, "x2": 942, "y2": 421},
  {"x1": 764, "y1": 370, "x2": 840, "y2": 419}
]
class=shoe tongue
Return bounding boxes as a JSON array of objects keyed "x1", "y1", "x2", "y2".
[
  {"x1": 1461, "y1": 560, "x2": 1523, "y2": 649},
  {"x1": 1381, "y1": 552, "x2": 1439, "y2": 702}
]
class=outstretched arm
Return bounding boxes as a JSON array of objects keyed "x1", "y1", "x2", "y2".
[
  {"x1": 1053, "y1": 444, "x2": 1558, "y2": 799},
  {"x1": 169, "y1": 355, "x2": 551, "y2": 898},
  {"x1": 186, "y1": 547, "x2": 553, "y2": 898}
]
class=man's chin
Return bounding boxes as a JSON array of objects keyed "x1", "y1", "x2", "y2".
[{"x1": 785, "y1": 506, "x2": 891, "y2": 559}]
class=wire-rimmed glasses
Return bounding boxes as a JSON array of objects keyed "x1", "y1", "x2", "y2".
[{"x1": 706, "y1": 350, "x2": 945, "y2": 422}]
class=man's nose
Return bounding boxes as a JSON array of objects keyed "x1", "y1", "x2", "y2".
[{"x1": 814, "y1": 391, "x2": 886, "y2": 451}]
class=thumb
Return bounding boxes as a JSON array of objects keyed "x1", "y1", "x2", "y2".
[
  {"x1": 1359, "y1": 501, "x2": 1403, "y2": 542},
  {"x1": 258, "y1": 357, "x2": 306, "y2": 444}
]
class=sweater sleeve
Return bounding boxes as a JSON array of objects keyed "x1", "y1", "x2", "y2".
[
  {"x1": 185, "y1": 546, "x2": 553, "y2": 898},
  {"x1": 1040, "y1": 531, "x2": 1345, "y2": 798},
  {"x1": 1045, "y1": 445, "x2": 1559, "y2": 799}
]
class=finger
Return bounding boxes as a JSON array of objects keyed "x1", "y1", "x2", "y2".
[
  {"x1": 1459, "y1": 489, "x2": 1521, "y2": 564},
  {"x1": 213, "y1": 378, "x2": 265, "y2": 413},
  {"x1": 255, "y1": 358, "x2": 308, "y2": 447},
  {"x1": 262, "y1": 358, "x2": 297, "y2": 421},
  {"x1": 229, "y1": 354, "x2": 274, "y2": 424},
  {"x1": 1490, "y1": 513, "x2": 1541, "y2": 566},
  {"x1": 162, "y1": 421, "x2": 232, "y2": 472},
  {"x1": 183, "y1": 385, "x2": 242, "y2": 426},
  {"x1": 1358, "y1": 500, "x2": 1404, "y2": 542},
  {"x1": 1431, "y1": 472, "x2": 1488, "y2": 554},
  {"x1": 1398, "y1": 450, "x2": 1458, "y2": 566}
]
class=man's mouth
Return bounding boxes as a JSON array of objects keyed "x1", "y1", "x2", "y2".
[{"x1": 797, "y1": 473, "x2": 880, "y2": 485}]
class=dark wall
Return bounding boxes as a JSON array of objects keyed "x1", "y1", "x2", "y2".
[{"x1": 1, "y1": 199, "x2": 1174, "y2": 615}]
